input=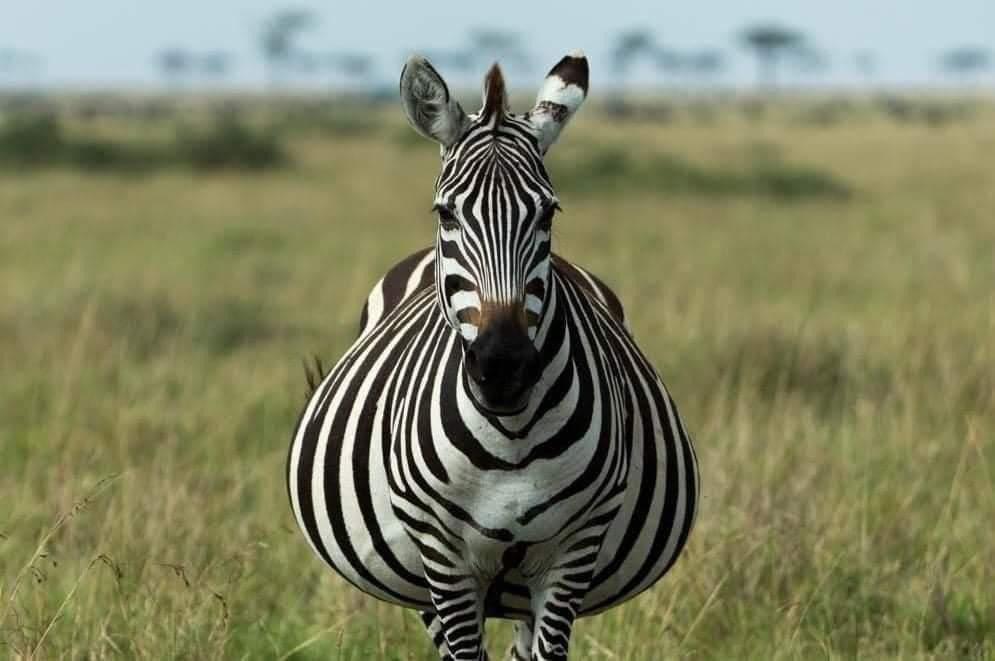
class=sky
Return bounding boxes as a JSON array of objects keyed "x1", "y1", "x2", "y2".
[{"x1": 1, "y1": 0, "x2": 993, "y2": 90}]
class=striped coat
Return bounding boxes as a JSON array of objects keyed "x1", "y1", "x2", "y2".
[{"x1": 287, "y1": 52, "x2": 699, "y2": 660}]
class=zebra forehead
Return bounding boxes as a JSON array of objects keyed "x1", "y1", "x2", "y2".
[
  {"x1": 456, "y1": 110, "x2": 541, "y2": 148},
  {"x1": 441, "y1": 165, "x2": 552, "y2": 208},
  {"x1": 439, "y1": 127, "x2": 552, "y2": 191}
]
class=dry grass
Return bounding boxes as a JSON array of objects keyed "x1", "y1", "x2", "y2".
[{"x1": 1, "y1": 102, "x2": 993, "y2": 659}]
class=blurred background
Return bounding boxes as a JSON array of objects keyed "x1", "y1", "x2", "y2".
[
  {"x1": 3, "y1": 0, "x2": 995, "y2": 92},
  {"x1": 1, "y1": 2, "x2": 993, "y2": 660}
]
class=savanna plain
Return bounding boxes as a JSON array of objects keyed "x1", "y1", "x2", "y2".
[{"x1": 1, "y1": 96, "x2": 993, "y2": 660}]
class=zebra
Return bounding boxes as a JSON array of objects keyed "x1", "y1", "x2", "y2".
[{"x1": 287, "y1": 51, "x2": 699, "y2": 660}]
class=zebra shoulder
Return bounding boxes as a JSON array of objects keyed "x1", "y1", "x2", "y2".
[
  {"x1": 358, "y1": 247, "x2": 436, "y2": 337},
  {"x1": 551, "y1": 254, "x2": 628, "y2": 330}
]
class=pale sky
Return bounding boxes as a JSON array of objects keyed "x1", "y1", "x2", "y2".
[{"x1": 1, "y1": 0, "x2": 993, "y2": 89}]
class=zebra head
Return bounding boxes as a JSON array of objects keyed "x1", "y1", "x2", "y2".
[{"x1": 399, "y1": 52, "x2": 588, "y2": 414}]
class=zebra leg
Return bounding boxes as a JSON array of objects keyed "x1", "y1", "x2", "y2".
[
  {"x1": 426, "y1": 572, "x2": 488, "y2": 660},
  {"x1": 527, "y1": 523, "x2": 613, "y2": 660},
  {"x1": 508, "y1": 619, "x2": 533, "y2": 660},
  {"x1": 420, "y1": 610, "x2": 453, "y2": 660},
  {"x1": 529, "y1": 583, "x2": 585, "y2": 661}
]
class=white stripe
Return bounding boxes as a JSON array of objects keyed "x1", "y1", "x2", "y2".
[
  {"x1": 404, "y1": 250, "x2": 436, "y2": 298},
  {"x1": 360, "y1": 277, "x2": 386, "y2": 337}
]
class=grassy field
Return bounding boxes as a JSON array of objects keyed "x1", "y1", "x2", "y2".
[{"x1": 1, "y1": 100, "x2": 994, "y2": 659}]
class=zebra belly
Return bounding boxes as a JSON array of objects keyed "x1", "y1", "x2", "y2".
[
  {"x1": 580, "y1": 396, "x2": 697, "y2": 615},
  {"x1": 294, "y1": 394, "x2": 692, "y2": 619},
  {"x1": 288, "y1": 334, "x2": 435, "y2": 609},
  {"x1": 302, "y1": 423, "x2": 432, "y2": 609},
  {"x1": 290, "y1": 279, "x2": 698, "y2": 619}
]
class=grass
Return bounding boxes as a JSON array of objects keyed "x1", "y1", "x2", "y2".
[{"x1": 1, "y1": 100, "x2": 993, "y2": 660}]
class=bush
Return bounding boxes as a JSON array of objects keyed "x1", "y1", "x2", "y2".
[
  {"x1": 0, "y1": 112, "x2": 288, "y2": 172},
  {"x1": 553, "y1": 145, "x2": 852, "y2": 201},
  {"x1": 175, "y1": 117, "x2": 287, "y2": 171},
  {"x1": 278, "y1": 106, "x2": 382, "y2": 137},
  {"x1": 0, "y1": 113, "x2": 65, "y2": 166},
  {"x1": 875, "y1": 96, "x2": 977, "y2": 127},
  {"x1": 193, "y1": 297, "x2": 277, "y2": 356},
  {"x1": 0, "y1": 113, "x2": 160, "y2": 171}
]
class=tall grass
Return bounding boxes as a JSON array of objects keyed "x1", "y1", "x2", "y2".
[{"x1": 1, "y1": 104, "x2": 993, "y2": 659}]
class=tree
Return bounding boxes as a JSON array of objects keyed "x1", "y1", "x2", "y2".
[
  {"x1": 467, "y1": 29, "x2": 530, "y2": 72},
  {"x1": 612, "y1": 29, "x2": 657, "y2": 80},
  {"x1": 260, "y1": 9, "x2": 317, "y2": 87},
  {"x1": 854, "y1": 51, "x2": 876, "y2": 81},
  {"x1": 653, "y1": 47, "x2": 681, "y2": 77},
  {"x1": 739, "y1": 23, "x2": 807, "y2": 89},
  {"x1": 939, "y1": 47, "x2": 991, "y2": 84},
  {"x1": 158, "y1": 48, "x2": 192, "y2": 88}
]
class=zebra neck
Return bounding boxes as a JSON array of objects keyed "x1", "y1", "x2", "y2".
[{"x1": 532, "y1": 269, "x2": 566, "y2": 358}]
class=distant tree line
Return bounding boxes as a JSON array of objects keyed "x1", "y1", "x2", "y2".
[
  {"x1": 1, "y1": 12, "x2": 991, "y2": 94},
  {"x1": 140, "y1": 11, "x2": 990, "y2": 94}
]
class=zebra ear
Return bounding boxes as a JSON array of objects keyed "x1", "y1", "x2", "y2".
[
  {"x1": 400, "y1": 55, "x2": 470, "y2": 148},
  {"x1": 529, "y1": 51, "x2": 589, "y2": 154}
]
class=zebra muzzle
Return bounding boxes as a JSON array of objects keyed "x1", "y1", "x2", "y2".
[{"x1": 463, "y1": 323, "x2": 540, "y2": 414}]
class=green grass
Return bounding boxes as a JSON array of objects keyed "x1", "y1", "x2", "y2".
[{"x1": 1, "y1": 102, "x2": 993, "y2": 660}]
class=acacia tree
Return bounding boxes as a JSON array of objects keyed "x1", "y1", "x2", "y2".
[
  {"x1": 739, "y1": 23, "x2": 808, "y2": 89},
  {"x1": 939, "y1": 47, "x2": 991, "y2": 85},
  {"x1": 467, "y1": 29, "x2": 530, "y2": 73},
  {"x1": 612, "y1": 29, "x2": 657, "y2": 83},
  {"x1": 158, "y1": 48, "x2": 192, "y2": 88},
  {"x1": 854, "y1": 51, "x2": 877, "y2": 85},
  {"x1": 260, "y1": 9, "x2": 317, "y2": 87}
]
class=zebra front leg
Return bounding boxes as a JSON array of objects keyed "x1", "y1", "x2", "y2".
[
  {"x1": 508, "y1": 619, "x2": 533, "y2": 660},
  {"x1": 426, "y1": 571, "x2": 488, "y2": 660},
  {"x1": 420, "y1": 611, "x2": 454, "y2": 660},
  {"x1": 529, "y1": 581, "x2": 586, "y2": 661},
  {"x1": 527, "y1": 528, "x2": 608, "y2": 660}
]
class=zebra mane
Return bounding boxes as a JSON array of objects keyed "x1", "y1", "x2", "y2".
[{"x1": 479, "y1": 63, "x2": 508, "y2": 124}]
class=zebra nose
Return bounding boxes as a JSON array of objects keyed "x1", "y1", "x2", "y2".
[
  {"x1": 465, "y1": 343, "x2": 483, "y2": 381},
  {"x1": 464, "y1": 326, "x2": 540, "y2": 408}
]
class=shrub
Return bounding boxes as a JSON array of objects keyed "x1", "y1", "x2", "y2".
[
  {"x1": 175, "y1": 117, "x2": 287, "y2": 171},
  {"x1": 0, "y1": 113, "x2": 65, "y2": 166},
  {"x1": 278, "y1": 106, "x2": 381, "y2": 137},
  {"x1": 0, "y1": 113, "x2": 161, "y2": 171},
  {"x1": 193, "y1": 297, "x2": 276, "y2": 356},
  {"x1": 553, "y1": 145, "x2": 851, "y2": 201}
]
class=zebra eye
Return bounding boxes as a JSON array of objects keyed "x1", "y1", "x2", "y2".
[
  {"x1": 436, "y1": 206, "x2": 461, "y2": 232},
  {"x1": 537, "y1": 203, "x2": 559, "y2": 232}
]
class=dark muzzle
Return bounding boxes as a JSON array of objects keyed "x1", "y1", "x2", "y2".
[{"x1": 464, "y1": 317, "x2": 540, "y2": 414}]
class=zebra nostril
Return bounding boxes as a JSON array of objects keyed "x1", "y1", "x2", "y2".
[{"x1": 465, "y1": 345, "x2": 482, "y2": 380}]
